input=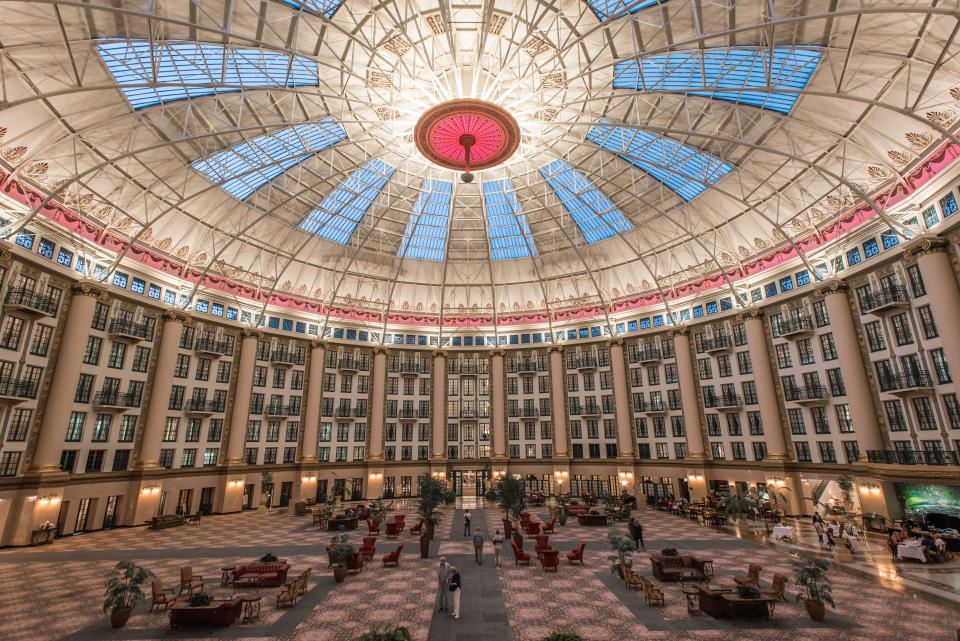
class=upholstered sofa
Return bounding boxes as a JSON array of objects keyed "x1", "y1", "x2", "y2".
[
  {"x1": 150, "y1": 514, "x2": 185, "y2": 529},
  {"x1": 695, "y1": 586, "x2": 771, "y2": 619},
  {"x1": 232, "y1": 561, "x2": 291, "y2": 587},
  {"x1": 577, "y1": 513, "x2": 609, "y2": 526},
  {"x1": 169, "y1": 597, "x2": 242, "y2": 628},
  {"x1": 649, "y1": 554, "x2": 711, "y2": 582}
]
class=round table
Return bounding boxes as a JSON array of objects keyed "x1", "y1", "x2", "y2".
[
  {"x1": 681, "y1": 586, "x2": 701, "y2": 615},
  {"x1": 242, "y1": 595, "x2": 262, "y2": 623},
  {"x1": 221, "y1": 566, "x2": 236, "y2": 587}
]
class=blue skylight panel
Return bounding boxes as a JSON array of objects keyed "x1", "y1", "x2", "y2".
[
  {"x1": 613, "y1": 47, "x2": 821, "y2": 114},
  {"x1": 300, "y1": 159, "x2": 396, "y2": 244},
  {"x1": 539, "y1": 160, "x2": 633, "y2": 244},
  {"x1": 585, "y1": 0, "x2": 662, "y2": 22},
  {"x1": 398, "y1": 179, "x2": 452, "y2": 261},
  {"x1": 585, "y1": 121, "x2": 733, "y2": 201},
  {"x1": 97, "y1": 41, "x2": 318, "y2": 109},
  {"x1": 191, "y1": 119, "x2": 347, "y2": 200},
  {"x1": 482, "y1": 179, "x2": 538, "y2": 260},
  {"x1": 277, "y1": 0, "x2": 345, "y2": 18}
]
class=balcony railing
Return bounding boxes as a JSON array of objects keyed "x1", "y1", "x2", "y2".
[
  {"x1": 336, "y1": 406, "x2": 354, "y2": 418},
  {"x1": 395, "y1": 361, "x2": 429, "y2": 375},
  {"x1": 867, "y1": 449, "x2": 959, "y2": 466},
  {"x1": 630, "y1": 347, "x2": 661, "y2": 363},
  {"x1": 0, "y1": 377, "x2": 38, "y2": 400},
  {"x1": 514, "y1": 360, "x2": 540, "y2": 374},
  {"x1": 398, "y1": 408, "x2": 417, "y2": 418},
  {"x1": 783, "y1": 386, "x2": 830, "y2": 403},
  {"x1": 270, "y1": 350, "x2": 303, "y2": 366},
  {"x1": 353, "y1": 406, "x2": 367, "y2": 418},
  {"x1": 4, "y1": 287, "x2": 58, "y2": 316},
  {"x1": 93, "y1": 391, "x2": 141, "y2": 408},
  {"x1": 878, "y1": 371, "x2": 933, "y2": 393},
  {"x1": 701, "y1": 335, "x2": 733, "y2": 353},
  {"x1": 862, "y1": 286, "x2": 910, "y2": 314},
  {"x1": 108, "y1": 318, "x2": 153, "y2": 341},
  {"x1": 337, "y1": 358, "x2": 369, "y2": 372},
  {"x1": 779, "y1": 318, "x2": 813, "y2": 338},
  {"x1": 452, "y1": 362, "x2": 485, "y2": 375},
  {"x1": 575, "y1": 404, "x2": 603, "y2": 416},
  {"x1": 703, "y1": 393, "x2": 742, "y2": 408},
  {"x1": 186, "y1": 399, "x2": 225, "y2": 414},
  {"x1": 636, "y1": 400, "x2": 666, "y2": 413},
  {"x1": 194, "y1": 338, "x2": 231, "y2": 356},
  {"x1": 571, "y1": 356, "x2": 598, "y2": 370}
]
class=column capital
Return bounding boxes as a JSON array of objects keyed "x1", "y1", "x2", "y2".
[
  {"x1": 161, "y1": 310, "x2": 189, "y2": 323},
  {"x1": 431, "y1": 349, "x2": 446, "y2": 359},
  {"x1": 310, "y1": 339, "x2": 328, "y2": 350},
  {"x1": 903, "y1": 236, "x2": 950, "y2": 259},
  {"x1": 546, "y1": 345, "x2": 564, "y2": 354},
  {"x1": 240, "y1": 328, "x2": 263, "y2": 339},
  {"x1": 736, "y1": 308, "x2": 764, "y2": 321},
  {"x1": 490, "y1": 349, "x2": 505, "y2": 358},
  {"x1": 668, "y1": 327, "x2": 690, "y2": 338},
  {"x1": 813, "y1": 280, "x2": 848, "y2": 297},
  {"x1": 605, "y1": 337, "x2": 625, "y2": 348},
  {"x1": 0, "y1": 247, "x2": 11, "y2": 266},
  {"x1": 70, "y1": 282, "x2": 108, "y2": 298},
  {"x1": 372, "y1": 345, "x2": 390, "y2": 356}
]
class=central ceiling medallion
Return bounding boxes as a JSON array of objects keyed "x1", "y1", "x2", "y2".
[{"x1": 414, "y1": 99, "x2": 521, "y2": 183}]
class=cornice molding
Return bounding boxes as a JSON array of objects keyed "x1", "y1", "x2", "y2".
[
  {"x1": 736, "y1": 308, "x2": 764, "y2": 321},
  {"x1": 903, "y1": 236, "x2": 950, "y2": 259},
  {"x1": 70, "y1": 282, "x2": 107, "y2": 298},
  {"x1": 812, "y1": 280, "x2": 848, "y2": 297}
]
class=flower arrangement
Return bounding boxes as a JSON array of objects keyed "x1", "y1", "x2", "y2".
[
  {"x1": 39, "y1": 520, "x2": 54, "y2": 531},
  {"x1": 188, "y1": 592, "x2": 213, "y2": 607}
]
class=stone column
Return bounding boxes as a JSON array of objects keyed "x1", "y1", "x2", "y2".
[
  {"x1": 491, "y1": 350, "x2": 506, "y2": 460},
  {"x1": 740, "y1": 311, "x2": 789, "y2": 459},
  {"x1": 672, "y1": 329, "x2": 706, "y2": 459},
  {"x1": 225, "y1": 330, "x2": 260, "y2": 463},
  {"x1": 431, "y1": 351, "x2": 447, "y2": 459},
  {"x1": 608, "y1": 339, "x2": 635, "y2": 459},
  {"x1": 911, "y1": 239, "x2": 960, "y2": 393},
  {"x1": 137, "y1": 312, "x2": 186, "y2": 468},
  {"x1": 29, "y1": 284, "x2": 104, "y2": 472},
  {"x1": 367, "y1": 347, "x2": 388, "y2": 461},
  {"x1": 548, "y1": 346, "x2": 569, "y2": 457},
  {"x1": 819, "y1": 283, "x2": 884, "y2": 454},
  {"x1": 300, "y1": 341, "x2": 325, "y2": 463}
]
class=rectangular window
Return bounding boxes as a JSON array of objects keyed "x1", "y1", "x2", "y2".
[
  {"x1": 794, "y1": 441, "x2": 812, "y2": 462},
  {"x1": 907, "y1": 264, "x2": 926, "y2": 297},
  {"x1": 819, "y1": 333, "x2": 838, "y2": 360},
  {"x1": 29, "y1": 324, "x2": 53, "y2": 357},
  {"x1": 918, "y1": 305, "x2": 938, "y2": 339},
  {"x1": 162, "y1": 417, "x2": 179, "y2": 441},
  {"x1": 65, "y1": 412, "x2": 86, "y2": 441},
  {"x1": 835, "y1": 404, "x2": 854, "y2": 433},
  {"x1": 107, "y1": 341, "x2": 127, "y2": 368},
  {"x1": 818, "y1": 441, "x2": 837, "y2": 463},
  {"x1": 0, "y1": 316, "x2": 25, "y2": 351}
]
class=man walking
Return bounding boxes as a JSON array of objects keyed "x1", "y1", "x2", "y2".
[
  {"x1": 435, "y1": 556, "x2": 451, "y2": 612},
  {"x1": 473, "y1": 528, "x2": 484, "y2": 564},
  {"x1": 463, "y1": 510, "x2": 472, "y2": 536},
  {"x1": 492, "y1": 529, "x2": 504, "y2": 567},
  {"x1": 628, "y1": 516, "x2": 645, "y2": 550}
]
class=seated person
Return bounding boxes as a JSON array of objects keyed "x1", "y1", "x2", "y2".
[
  {"x1": 922, "y1": 534, "x2": 937, "y2": 552},
  {"x1": 820, "y1": 529, "x2": 835, "y2": 549}
]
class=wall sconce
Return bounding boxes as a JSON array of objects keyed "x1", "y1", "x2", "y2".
[
  {"x1": 492, "y1": 469, "x2": 505, "y2": 478},
  {"x1": 36, "y1": 495, "x2": 61, "y2": 506},
  {"x1": 767, "y1": 478, "x2": 786, "y2": 488},
  {"x1": 369, "y1": 472, "x2": 383, "y2": 480},
  {"x1": 688, "y1": 473, "x2": 705, "y2": 482},
  {"x1": 141, "y1": 486, "x2": 160, "y2": 495},
  {"x1": 227, "y1": 480, "x2": 243, "y2": 488},
  {"x1": 618, "y1": 471, "x2": 634, "y2": 486},
  {"x1": 859, "y1": 484, "x2": 881, "y2": 495},
  {"x1": 301, "y1": 474, "x2": 316, "y2": 483},
  {"x1": 553, "y1": 470, "x2": 568, "y2": 484},
  {"x1": 430, "y1": 471, "x2": 445, "y2": 479}
]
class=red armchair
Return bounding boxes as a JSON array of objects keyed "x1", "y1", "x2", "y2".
[
  {"x1": 367, "y1": 519, "x2": 381, "y2": 535},
  {"x1": 535, "y1": 535, "x2": 551, "y2": 558},
  {"x1": 359, "y1": 536, "x2": 377, "y2": 561},
  {"x1": 393, "y1": 514, "x2": 406, "y2": 531},
  {"x1": 383, "y1": 544, "x2": 403, "y2": 567},
  {"x1": 541, "y1": 549, "x2": 560, "y2": 572},
  {"x1": 566, "y1": 541, "x2": 586, "y2": 565},
  {"x1": 409, "y1": 520, "x2": 423, "y2": 535},
  {"x1": 385, "y1": 522, "x2": 400, "y2": 539},
  {"x1": 542, "y1": 517, "x2": 556, "y2": 534},
  {"x1": 520, "y1": 512, "x2": 531, "y2": 525},
  {"x1": 511, "y1": 540, "x2": 532, "y2": 565},
  {"x1": 346, "y1": 553, "x2": 364, "y2": 574},
  {"x1": 525, "y1": 521, "x2": 541, "y2": 536}
]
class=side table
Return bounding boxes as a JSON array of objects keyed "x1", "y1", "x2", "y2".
[
  {"x1": 700, "y1": 560, "x2": 714, "y2": 578},
  {"x1": 221, "y1": 567, "x2": 236, "y2": 587},
  {"x1": 681, "y1": 587, "x2": 700, "y2": 615},
  {"x1": 242, "y1": 595, "x2": 262, "y2": 623}
]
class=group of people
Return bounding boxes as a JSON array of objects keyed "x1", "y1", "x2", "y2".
[
  {"x1": 435, "y1": 557, "x2": 462, "y2": 619},
  {"x1": 886, "y1": 527, "x2": 950, "y2": 562},
  {"x1": 812, "y1": 511, "x2": 857, "y2": 555}
]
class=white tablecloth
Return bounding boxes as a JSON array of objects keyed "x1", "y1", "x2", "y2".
[
  {"x1": 897, "y1": 543, "x2": 927, "y2": 562},
  {"x1": 827, "y1": 523, "x2": 841, "y2": 537},
  {"x1": 772, "y1": 525, "x2": 794, "y2": 539}
]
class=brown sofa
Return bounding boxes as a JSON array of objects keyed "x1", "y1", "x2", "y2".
[
  {"x1": 577, "y1": 513, "x2": 609, "y2": 526},
  {"x1": 696, "y1": 586, "x2": 771, "y2": 619},
  {"x1": 232, "y1": 562, "x2": 291, "y2": 587},
  {"x1": 649, "y1": 553, "x2": 710, "y2": 582},
  {"x1": 169, "y1": 597, "x2": 242, "y2": 628}
]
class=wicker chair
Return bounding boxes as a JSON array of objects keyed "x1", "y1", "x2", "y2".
[
  {"x1": 150, "y1": 579, "x2": 178, "y2": 611},
  {"x1": 734, "y1": 563, "x2": 762, "y2": 587}
]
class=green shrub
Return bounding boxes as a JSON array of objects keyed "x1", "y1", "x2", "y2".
[
  {"x1": 352, "y1": 626, "x2": 414, "y2": 641},
  {"x1": 260, "y1": 552, "x2": 278, "y2": 563},
  {"x1": 188, "y1": 592, "x2": 213, "y2": 607},
  {"x1": 539, "y1": 634, "x2": 584, "y2": 641}
]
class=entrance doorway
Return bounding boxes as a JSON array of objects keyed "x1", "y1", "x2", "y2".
[{"x1": 451, "y1": 470, "x2": 490, "y2": 497}]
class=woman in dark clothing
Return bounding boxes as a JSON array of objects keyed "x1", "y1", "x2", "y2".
[{"x1": 449, "y1": 567, "x2": 462, "y2": 619}]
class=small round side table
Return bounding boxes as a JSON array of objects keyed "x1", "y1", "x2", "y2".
[
  {"x1": 681, "y1": 586, "x2": 700, "y2": 615},
  {"x1": 221, "y1": 566, "x2": 236, "y2": 587},
  {"x1": 242, "y1": 595, "x2": 262, "y2": 623}
]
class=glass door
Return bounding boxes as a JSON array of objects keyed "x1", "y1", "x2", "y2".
[
  {"x1": 74, "y1": 498, "x2": 91, "y2": 533},
  {"x1": 102, "y1": 496, "x2": 119, "y2": 529}
]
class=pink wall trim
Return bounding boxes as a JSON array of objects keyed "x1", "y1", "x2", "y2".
[{"x1": 1, "y1": 134, "x2": 957, "y2": 330}]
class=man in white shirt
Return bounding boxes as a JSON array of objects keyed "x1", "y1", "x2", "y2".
[
  {"x1": 435, "y1": 556, "x2": 451, "y2": 612},
  {"x1": 463, "y1": 510, "x2": 472, "y2": 536}
]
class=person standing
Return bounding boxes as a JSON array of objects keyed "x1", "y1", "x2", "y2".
[
  {"x1": 463, "y1": 510, "x2": 472, "y2": 536},
  {"x1": 435, "y1": 556, "x2": 451, "y2": 612},
  {"x1": 449, "y1": 565, "x2": 462, "y2": 619},
  {"x1": 473, "y1": 528, "x2": 484, "y2": 564},
  {"x1": 628, "y1": 517, "x2": 644, "y2": 550},
  {"x1": 492, "y1": 529, "x2": 504, "y2": 567}
]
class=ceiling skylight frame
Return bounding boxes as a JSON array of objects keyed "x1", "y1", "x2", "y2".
[
  {"x1": 612, "y1": 47, "x2": 822, "y2": 114},
  {"x1": 299, "y1": 159, "x2": 396, "y2": 245},
  {"x1": 96, "y1": 40, "x2": 319, "y2": 109},
  {"x1": 482, "y1": 179, "x2": 538, "y2": 260},
  {"x1": 276, "y1": 0, "x2": 345, "y2": 19},
  {"x1": 398, "y1": 179, "x2": 452, "y2": 261},
  {"x1": 584, "y1": 0, "x2": 662, "y2": 22},
  {"x1": 586, "y1": 121, "x2": 734, "y2": 201},
  {"x1": 191, "y1": 119, "x2": 347, "y2": 201},
  {"x1": 539, "y1": 160, "x2": 633, "y2": 244}
]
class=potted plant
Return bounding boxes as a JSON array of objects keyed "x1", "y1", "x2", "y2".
[
  {"x1": 368, "y1": 498, "x2": 388, "y2": 527},
  {"x1": 417, "y1": 473, "x2": 446, "y2": 558},
  {"x1": 606, "y1": 530, "x2": 634, "y2": 579},
  {"x1": 792, "y1": 555, "x2": 834, "y2": 621},
  {"x1": 102, "y1": 560, "x2": 153, "y2": 628},
  {"x1": 660, "y1": 547, "x2": 679, "y2": 556},
  {"x1": 736, "y1": 584, "x2": 761, "y2": 600},
  {"x1": 539, "y1": 633, "x2": 583, "y2": 641},
  {"x1": 188, "y1": 592, "x2": 212, "y2": 607},
  {"x1": 352, "y1": 626, "x2": 414, "y2": 641},
  {"x1": 554, "y1": 494, "x2": 569, "y2": 526},
  {"x1": 488, "y1": 475, "x2": 527, "y2": 546},
  {"x1": 329, "y1": 527, "x2": 354, "y2": 583},
  {"x1": 719, "y1": 489, "x2": 762, "y2": 539},
  {"x1": 837, "y1": 474, "x2": 856, "y2": 515},
  {"x1": 259, "y1": 552, "x2": 279, "y2": 563}
]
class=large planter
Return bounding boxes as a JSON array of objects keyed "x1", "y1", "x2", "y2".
[
  {"x1": 110, "y1": 607, "x2": 133, "y2": 629},
  {"x1": 420, "y1": 535, "x2": 430, "y2": 559},
  {"x1": 804, "y1": 599, "x2": 826, "y2": 621},
  {"x1": 333, "y1": 567, "x2": 347, "y2": 583},
  {"x1": 425, "y1": 522, "x2": 436, "y2": 540},
  {"x1": 735, "y1": 522, "x2": 756, "y2": 540}
]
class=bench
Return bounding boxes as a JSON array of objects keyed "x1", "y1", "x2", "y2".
[{"x1": 150, "y1": 515, "x2": 186, "y2": 529}]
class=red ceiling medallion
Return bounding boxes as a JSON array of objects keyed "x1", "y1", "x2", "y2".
[{"x1": 414, "y1": 99, "x2": 521, "y2": 182}]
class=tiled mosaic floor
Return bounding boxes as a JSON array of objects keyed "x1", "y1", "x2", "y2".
[{"x1": 1, "y1": 501, "x2": 957, "y2": 641}]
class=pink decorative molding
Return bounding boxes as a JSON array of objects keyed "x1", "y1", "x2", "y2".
[{"x1": 1, "y1": 132, "x2": 957, "y2": 330}]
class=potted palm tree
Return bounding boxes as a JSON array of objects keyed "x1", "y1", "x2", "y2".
[
  {"x1": 329, "y1": 527, "x2": 354, "y2": 583},
  {"x1": 417, "y1": 473, "x2": 446, "y2": 558},
  {"x1": 792, "y1": 555, "x2": 834, "y2": 621},
  {"x1": 103, "y1": 561, "x2": 153, "y2": 628},
  {"x1": 489, "y1": 475, "x2": 527, "y2": 546},
  {"x1": 606, "y1": 530, "x2": 634, "y2": 579},
  {"x1": 719, "y1": 488, "x2": 761, "y2": 539}
]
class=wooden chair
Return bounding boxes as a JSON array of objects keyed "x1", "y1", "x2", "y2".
[
  {"x1": 179, "y1": 566, "x2": 204, "y2": 595},
  {"x1": 383, "y1": 543, "x2": 403, "y2": 567},
  {"x1": 186, "y1": 511, "x2": 202, "y2": 526},
  {"x1": 642, "y1": 578, "x2": 665, "y2": 606},
  {"x1": 760, "y1": 574, "x2": 788, "y2": 601},
  {"x1": 150, "y1": 579, "x2": 178, "y2": 611},
  {"x1": 296, "y1": 568, "x2": 311, "y2": 595},
  {"x1": 511, "y1": 540, "x2": 532, "y2": 565},
  {"x1": 276, "y1": 581, "x2": 298, "y2": 608},
  {"x1": 367, "y1": 519, "x2": 381, "y2": 535},
  {"x1": 542, "y1": 517, "x2": 556, "y2": 534},
  {"x1": 566, "y1": 541, "x2": 586, "y2": 565},
  {"x1": 623, "y1": 568, "x2": 643, "y2": 591},
  {"x1": 734, "y1": 563, "x2": 761, "y2": 587}
]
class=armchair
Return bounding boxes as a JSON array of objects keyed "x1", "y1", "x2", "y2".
[
  {"x1": 346, "y1": 553, "x2": 364, "y2": 574},
  {"x1": 179, "y1": 566, "x2": 204, "y2": 595},
  {"x1": 525, "y1": 521, "x2": 541, "y2": 536},
  {"x1": 734, "y1": 563, "x2": 762, "y2": 587},
  {"x1": 541, "y1": 549, "x2": 559, "y2": 572},
  {"x1": 642, "y1": 578, "x2": 665, "y2": 606},
  {"x1": 393, "y1": 514, "x2": 406, "y2": 531},
  {"x1": 367, "y1": 519, "x2": 381, "y2": 535},
  {"x1": 535, "y1": 535, "x2": 551, "y2": 558},
  {"x1": 760, "y1": 574, "x2": 787, "y2": 601},
  {"x1": 511, "y1": 540, "x2": 532, "y2": 565},
  {"x1": 623, "y1": 568, "x2": 643, "y2": 591},
  {"x1": 383, "y1": 543, "x2": 403, "y2": 567},
  {"x1": 150, "y1": 579, "x2": 178, "y2": 611},
  {"x1": 566, "y1": 541, "x2": 586, "y2": 565},
  {"x1": 385, "y1": 522, "x2": 400, "y2": 539},
  {"x1": 542, "y1": 517, "x2": 556, "y2": 534},
  {"x1": 276, "y1": 582, "x2": 298, "y2": 609},
  {"x1": 296, "y1": 568, "x2": 311, "y2": 595},
  {"x1": 359, "y1": 536, "x2": 378, "y2": 561},
  {"x1": 409, "y1": 520, "x2": 423, "y2": 535}
]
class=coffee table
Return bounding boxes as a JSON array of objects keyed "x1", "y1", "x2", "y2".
[
  {"x1": 242, "y1": 595, "x2": 262, "y2": 623},
  {"x1": 233, "y1": 577, "x2": 264, "y2": 594},
  {"x1": 678, "y1": 569, "x2": 705, "y2": 586}
]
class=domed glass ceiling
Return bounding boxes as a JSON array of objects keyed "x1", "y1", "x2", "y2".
[{"x1": 0, "y1": 0, "x2": 956, "y2": 325}]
